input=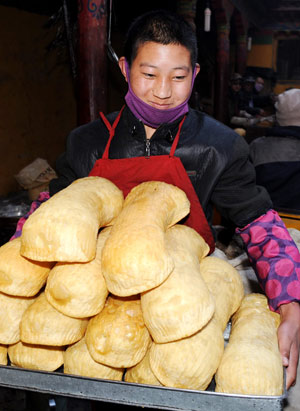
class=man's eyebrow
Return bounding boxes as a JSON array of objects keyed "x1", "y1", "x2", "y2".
[
  {"x1": 173, "y1": 66, "x2": 190, "y2": 71},
  {"x1": 140, "y1": 63, "x2": 157, "y2": 69},
  {"x1": 139, "y1": 63, "x2": 190, "y2": 71}
]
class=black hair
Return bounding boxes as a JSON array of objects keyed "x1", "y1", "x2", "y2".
[{"x1": 124, "y1": 10, "x2": 198, "y2": 68}]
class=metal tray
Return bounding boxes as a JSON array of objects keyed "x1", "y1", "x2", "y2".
[{"x1": 0, "y1": 365, "x2": 287, "y2": 411}]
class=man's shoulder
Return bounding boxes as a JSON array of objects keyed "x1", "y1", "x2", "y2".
[
  {"x1": 69, "y1": 110, "x2": 120, "y2": 138},
  {"x1": 69, "y1": 118, "x2": 103, "y2": 138},
  {"x1": 188, "y1": 108, "x2": 240, "y2": 141},
  {"x1": 186, "y1": 108, "x2": 249, "y2": 161},
  {"x1": 67, "y1": 110, "x2": 121, "y2": 146}
]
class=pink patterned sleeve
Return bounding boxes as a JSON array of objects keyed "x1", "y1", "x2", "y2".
[
  {"x1": 236, "y1": 209, "x2": 300, "y2": 312},
  {"x1": 10, "y1": 191, "x2": 50, "y2": 240}
]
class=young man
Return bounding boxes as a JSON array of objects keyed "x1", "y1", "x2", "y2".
[
  {"x1": 27, "y1": 10, "x2": 300, "y2": 389},
  {"x1": 254, "y1": 76, "x2": 265, "y2": 95},
  {"x1": 238, "y1": 75, "x2": 266, "y2": 117},
  {"x1": 228, "y1": 72, "x2": 243, "y2": 120}
]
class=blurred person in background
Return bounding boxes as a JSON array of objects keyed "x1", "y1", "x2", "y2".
[
  {"x1": 228, "y1": 72, "x2": 243, "y2": 121},
  {"x1": 238, "y1": 75, "x2": 267, "y2": 117},
  {"x1": 249, "y1": 88, "x2": 300, "y2": 211},
  {"x1": 254, "y1": 76, "x2": 265, "y2": 95}
]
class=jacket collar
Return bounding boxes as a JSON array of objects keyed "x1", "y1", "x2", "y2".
[{"x1": 123, "y1": 104, "x2": 188, "y2": 141}]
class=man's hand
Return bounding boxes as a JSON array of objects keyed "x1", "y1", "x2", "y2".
[
  {"x1": 258, "y1": 109, "x2": 266, "y2": 116},
  {"x1": 277, "y1": 302, "x2": 300, "y2": 389}
]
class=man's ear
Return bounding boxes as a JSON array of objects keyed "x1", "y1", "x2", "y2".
[
  {"x1": 195, "y1": 63, "x2": 200, "y2": 76},
  {"x1": 118, "y1": 57, "x2": 127, "y2": 82}
]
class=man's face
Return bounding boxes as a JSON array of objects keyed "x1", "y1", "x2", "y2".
[
  {"x1": 230, "y1": 80, "x2": 241, "y2": 93},
  {"x1": 244, "y1": 81, "x2": 254, "y2": 92},
  {"x1": 255, "y1": 77, "x2": 264, "y2": 92},
  {"x1": 123, "y1": 41, "x2": 199, "y2": 110}
]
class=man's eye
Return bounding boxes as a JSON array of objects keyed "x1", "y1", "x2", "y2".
[
  {"x1": 174, "y1": 76, "x2": 186, "y2": 80},
  {"x1": 143, "y1": 73, "x2": 155, "y2": 78}
]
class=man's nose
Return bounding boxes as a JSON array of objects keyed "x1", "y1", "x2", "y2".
[{"x1": 153, "y1": 79, "x2": 171, "y2": 99}]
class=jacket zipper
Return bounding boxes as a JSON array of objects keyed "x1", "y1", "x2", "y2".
[{"x1": 145, "y1": 138, "x2": 151, "y2": 157}]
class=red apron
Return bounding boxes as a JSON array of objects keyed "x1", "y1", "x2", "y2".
[{"x1": 89, "y1": 107, "x2": 215, "y2": 252}]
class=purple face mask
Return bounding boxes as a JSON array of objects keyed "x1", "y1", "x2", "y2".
[
  {"x1": 255, "y1": 82, "x2": 264, "y2": 93},
  {"x1": 124, "y1": 60, "x2": 197, "y2": 129}
]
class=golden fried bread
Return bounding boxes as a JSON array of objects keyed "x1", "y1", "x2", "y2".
[
  {"x1": 124, "y1": 343, "x2": 161, "y2": 386},
  {"x1": 86, "y1": 295, "x2": 150, "y2": 368},
  {"x1": 8, "y1": 341, "x2": 64, "y2": 371},
  {"x1": 215, "y1": 293, "x2": 283, "y2": 395},
  {"x1": 0, "y1": 238, "x2": 53, "y2": 297},
  {"x1": 0, "y1": 292, "x2": 36, "y2": 344},
  {"x1": 20, "y1": 177, "x2": 124, "y2": 262},
  {"x1": 0, "y1": 344, "x2": 7, "y2": 365},
  {"x1": 200, "y1": 256, "x2": 244, "y2": 331},
  {"x1": 45, "y1": 228, "x2": 110, "y2": 318},
  {"x1": 20, "y1": 293, "x2": 89, "y2": 346},
  {"x1": 141, "y1": 225, "x2": 213, "y2": 342},
  {"x1": 64, "y1": 337, "x2": 124, "y2": 380},
  {"x1": 101, "y1": 181, "x2": 190, "y2": 296},
  {"x1": 149, "y1": 317, "x2": 224, "y2": 390}
]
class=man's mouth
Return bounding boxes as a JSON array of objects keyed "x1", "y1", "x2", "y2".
[{"x1": 150, "y1": 102, "x2": 172, "y2": 110}]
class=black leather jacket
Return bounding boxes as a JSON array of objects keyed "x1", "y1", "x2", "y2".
[{"x1": 49, "y1": 106, "x2": 272, "y2": 228}]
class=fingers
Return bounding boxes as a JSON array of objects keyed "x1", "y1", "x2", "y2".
[
  {"x1": 277, "y1": 323, "x2": 299, "y2": 389},
  {"x1": 277, "y1": 303, "x2": 300, "y2": 389},
  {"x1": 284, "y1": 342, "x2": 298, "y2": 389},
  {"x1": 277, "y1": 322, "x2": 297, "y2": 389}
]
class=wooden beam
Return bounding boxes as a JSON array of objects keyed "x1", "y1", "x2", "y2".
[{"x1": 77, "y1": 0, "x2": 108, "y2": 125}]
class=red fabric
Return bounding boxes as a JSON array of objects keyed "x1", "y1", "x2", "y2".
[{"x1": 89, "y1": 109, "x2": 215, "y2": 252}]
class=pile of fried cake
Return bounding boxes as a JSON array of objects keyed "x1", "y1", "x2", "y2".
[{"x1": 0, "y1": 177, "x2": 283, "y2": 396}]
